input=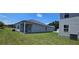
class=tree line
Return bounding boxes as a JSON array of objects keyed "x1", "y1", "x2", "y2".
[{"x1": 48, "y1": 21, "x2": 59, "y2": 31}]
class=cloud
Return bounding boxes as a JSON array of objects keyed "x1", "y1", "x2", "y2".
[
  {"x1": 0, "y1": 15, "x2": 12, "y2": 24},
  {"x1": 0, "y1": 15, "x2": 10, "y2": 20},
  {"x1": 37, "y1": 14, "x2": 43, "y2": 17}
]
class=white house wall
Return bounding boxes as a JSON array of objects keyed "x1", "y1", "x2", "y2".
[{"x1": 59, "y1": 16, "x2": 79, "y2": 38}]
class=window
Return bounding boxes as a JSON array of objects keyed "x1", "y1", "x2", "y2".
[
  {"x1": 64, "y1": 25, "x2": 69, "y2": 32},
  {"x1": 64, "y1": 25, "x2": 69, "y2": 28},
  {"x1": 17, "y1": 24, "x2": 20, "y2": 29},
  {"x1": 45, "y1": 26, "x2": 47, "y2": 31},
  {"x1": 64, "y1": 13, "x2": 69, "y2": 18},
  {"x1": 64, "y1": 29, "x2": 68, "y2": 32}
]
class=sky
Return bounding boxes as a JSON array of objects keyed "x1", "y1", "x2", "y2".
[{"x1": 0, "y1": 13, "x2": 60, "y2": 25}]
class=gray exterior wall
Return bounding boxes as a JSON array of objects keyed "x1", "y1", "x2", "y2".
[
  {"x1": 15, "y1": 24, "x2": 20, "y2": 32},
  {"x1": 47, "y1": 27, "x2": 54, "y2": 31},
  {"x1": 15, "y1": 22, "x2": 24, "y2": 32},
  {"x1": 31, "y1": 24, "x2": 54, "y2": 32},
  {"x1": 59, "y1": 16, "x2": 79, "y2": 39},
  {"x1": 31, "y1": 24, "x2": 46, "y2": 32},
  {"x1": 15, "y1": 21, "x2": 54, "y2": 33},
  {"x1": 60, "y1": 13, "x2": 79, "y2": 19}
]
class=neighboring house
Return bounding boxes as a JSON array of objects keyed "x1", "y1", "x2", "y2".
[
  {"x1": 59, "y1": 13, "x2": 79, "y2": 39},
  {"x1": 15, "y1": 19, "x2": 54, "y2": 33}
]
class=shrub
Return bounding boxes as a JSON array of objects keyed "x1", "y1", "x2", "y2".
[
  {"x1": 12, "y1": 28, "x2": 15, "y2": 31},
  {"x1": 0, "y1": 21, "x2": 5, "y2": 29}
]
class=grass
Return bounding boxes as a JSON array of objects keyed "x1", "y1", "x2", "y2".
[{"x1": 0, "y1": 28, "x2": 79, "y2": 45}]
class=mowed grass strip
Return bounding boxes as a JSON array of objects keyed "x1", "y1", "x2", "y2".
[{"x1": 0, "y1": 28, "x2": 79, "y2": 45}]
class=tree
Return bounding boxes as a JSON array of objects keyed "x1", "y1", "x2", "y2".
[
  {"x1": 48, "y1": 21, "x2": 59, "y2": 31},
  {"x1": 0, "y1": 21, "x2": 5, "y2": 29}
]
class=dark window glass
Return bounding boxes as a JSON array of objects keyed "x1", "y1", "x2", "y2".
[
  {"x1": 64, "y1": 29, "x2": 68, "y2": 32},
  {"x1": 64, "y1": 25, "x2": 69, "y2": 28},
  {"x1": 45, "y1": 26, "x2": 47, "y2": 31},
  {"x1": 64, "y1": 13, "x2": 69, "y2": 18},
  {"x1": 64, "y1": 25, "x2": 69, "y2": 32}
]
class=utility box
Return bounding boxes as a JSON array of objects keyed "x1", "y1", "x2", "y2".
[{"x1": 70, "y1": 34, "x2": 78, "y2": 40}]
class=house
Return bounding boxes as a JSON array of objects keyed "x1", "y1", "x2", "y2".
[
  {"x1": 59, "y1": 13, "x2": 79, "y2": 39},
  {"x1": 15, "y1": 19, "x2": 54, "y2": 33}
]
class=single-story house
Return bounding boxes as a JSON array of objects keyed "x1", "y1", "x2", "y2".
[
  {"x1": 59, "y1": 13, "x2": 79, "y2": 39},
  {"x1": 15, "y1": 19, "x2": 54, "y2": 33}
]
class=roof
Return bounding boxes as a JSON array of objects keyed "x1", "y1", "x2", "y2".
[
  {"x1": 27, "y1": 19, "x2": 46, "y2": 25},
  {"x1": 15, "y1": 19, "x2": 54, "y2": 28}
]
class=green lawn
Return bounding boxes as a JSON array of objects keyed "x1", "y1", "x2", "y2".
[{"x1": 0, "y1": 28, "x2": 79, "y2": 45}]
